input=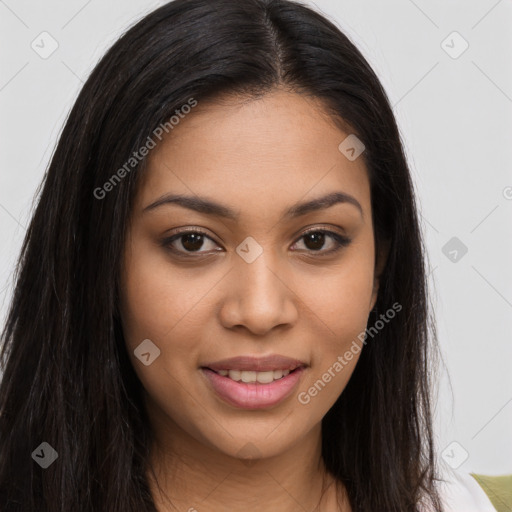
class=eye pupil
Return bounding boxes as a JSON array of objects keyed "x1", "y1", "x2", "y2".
[
  {"x1": 304, "y1": 232, "x2": 325, "y2": 250},
  {"x1": 181, "y1": 233, "x2": 204, "y2": 251}
]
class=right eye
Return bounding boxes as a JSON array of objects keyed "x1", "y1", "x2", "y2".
[{"x1": 161, "y1": 228, "x2": 223, "y2": 256}]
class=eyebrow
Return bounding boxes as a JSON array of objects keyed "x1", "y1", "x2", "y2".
[{"x1": 142, "y1": 191, "x2": 363, "y2": 220}]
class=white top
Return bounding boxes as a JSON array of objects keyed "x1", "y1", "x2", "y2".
[{"x1": 432, "y1": 467, "x2": 497, "y2": 512}]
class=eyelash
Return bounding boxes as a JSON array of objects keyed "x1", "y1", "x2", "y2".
[{"x1": 160, "y1": 227, "x2": 351, "y2": 258}]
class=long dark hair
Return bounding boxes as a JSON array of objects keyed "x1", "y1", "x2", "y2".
[{"x1": 0, "y1": 0, "x2": 443, "y2": 510}]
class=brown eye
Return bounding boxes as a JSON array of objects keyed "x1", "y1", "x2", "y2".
[
  {"x1": 303, "y1": 231, "x2": 326, "y2": 251},
  {"x1": 291, "y1": 229, "x2": 351, "y2": 256},
  {"x1": 162, "y1": 229, "x2": 221, "y2": 255},
  {"x1": 161, "y1": 227, "x2": 351, "y2": 259},
  {"x1": 180, "y1": 233, "x2": 206, "y2": 252}
]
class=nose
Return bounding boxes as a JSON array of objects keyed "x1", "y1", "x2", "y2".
[{"x1": 218, "y1": 250, "x2": 299, "y2": 336}]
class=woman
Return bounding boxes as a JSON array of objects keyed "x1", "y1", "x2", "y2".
[{"x1": 0, "y1": 0, "x2": 488, "y2": 510}]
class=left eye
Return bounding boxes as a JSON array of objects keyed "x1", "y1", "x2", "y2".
[
  {"x1": 291, "y1": 230, "x2": 351, "y2": 254},
  {"x1": 162, "y1": 229, "x2": 351, "y2": 256}
]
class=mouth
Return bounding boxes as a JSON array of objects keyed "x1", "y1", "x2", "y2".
[{"x1": 199, "y1": 354, "x2": 307, "y2": 409}]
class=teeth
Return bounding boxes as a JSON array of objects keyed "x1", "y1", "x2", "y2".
[
  {"x1": 241, "y1": 371, "x2": 256, "y2": 383},
  {"x1": 229, "y1": 370, "x2": 241, "y2": 381},
  {"x1": 213, "y1": 368, "x2": 295, "y2": 383},
  {"x1": 256, "y1": 371, "x2": 274, "y2": 383}
]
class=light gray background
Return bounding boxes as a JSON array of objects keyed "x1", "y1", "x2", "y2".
[{"x1": 1, "y1": 0, "x2": 511, "y2": 475}]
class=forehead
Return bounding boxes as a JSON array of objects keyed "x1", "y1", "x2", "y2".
[{"x1": 136, "y1": 90, "x2": 370, "y2": 222}]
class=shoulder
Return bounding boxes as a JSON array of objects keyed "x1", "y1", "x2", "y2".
[{"x1": 432, "y1": 467, "x2": 498, "y2": 512}]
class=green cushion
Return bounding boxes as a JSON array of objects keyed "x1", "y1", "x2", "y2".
[{"x1": 470, "y1": 473, "x2": 512, "y2": 512}]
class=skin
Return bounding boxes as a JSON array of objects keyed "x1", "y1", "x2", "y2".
[{"x1": 119, "y1": 88, "x2": 388, "y2": 512}]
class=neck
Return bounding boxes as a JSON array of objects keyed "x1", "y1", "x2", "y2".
[{"x1": 144, "y1": 404, "x2": 346, "y2": 511}]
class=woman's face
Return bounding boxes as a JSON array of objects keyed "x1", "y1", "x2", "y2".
[{"x1": 119, "y1": 89, "x2": 384, "y2": 462}]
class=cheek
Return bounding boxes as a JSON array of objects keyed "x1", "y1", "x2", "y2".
[
  {"x1": 119, "y1": 238, "x2": 214, "y2": 349},
  {"x1": 119, "y1": 248, "x2": 207, "y2": 419},
  {"x1": 297, "y1": 249, "x2": 374, "y2": 339},
  {"x1": 293, "y1": 250, "x2": 374, "y2": 406},
  {"x1": 119, "y1": 240, "x2": 223, "y2": 406},
  {"x1": 295, "y1": 297, "x2": 367, "y2": 413}
]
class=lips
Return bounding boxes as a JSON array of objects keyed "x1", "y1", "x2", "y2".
[{"x1": 199, "y1": 354, "x2": 308, "y2": 409}]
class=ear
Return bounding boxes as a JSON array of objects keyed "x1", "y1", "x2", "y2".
[{"x1": 370, "y1": 237, "x2": 390, "y2": 312}]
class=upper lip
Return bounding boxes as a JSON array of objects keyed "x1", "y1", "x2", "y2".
[{"x1": 201, "y1": 355, "x2": 307, "y2": 372}]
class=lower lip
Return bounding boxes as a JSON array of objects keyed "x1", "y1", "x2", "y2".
[{"x1": 201, "y1": 367, "x2": 305, "y2": 410}]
